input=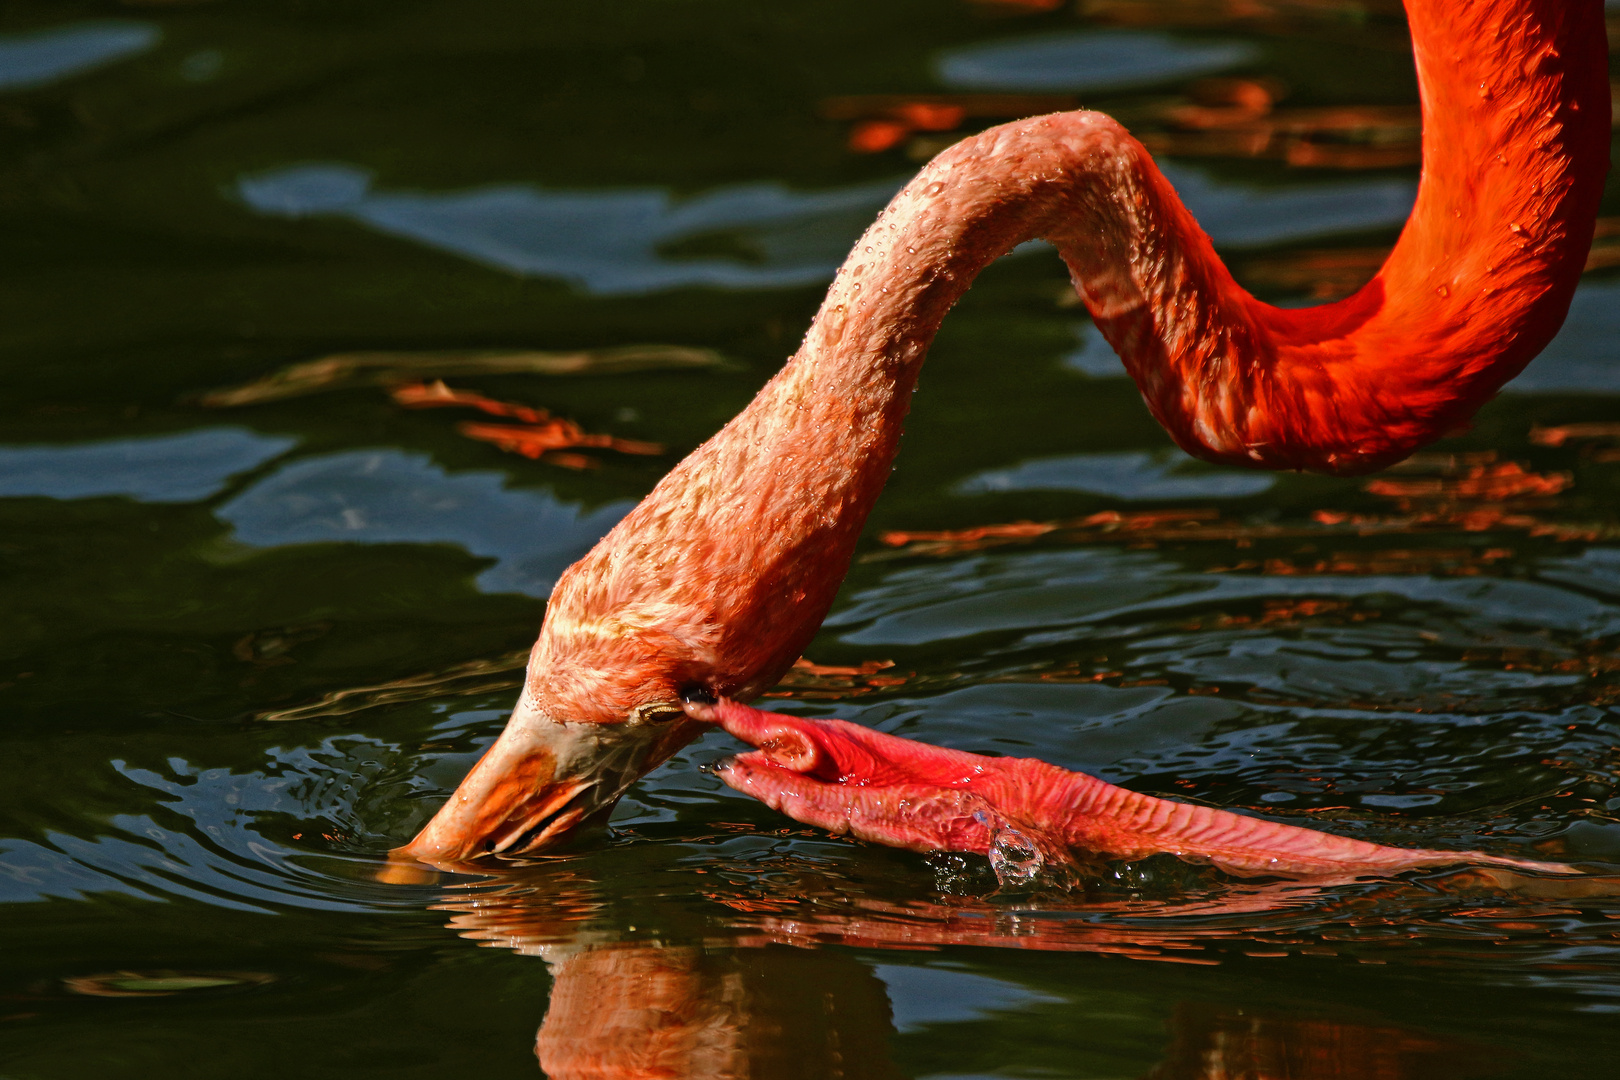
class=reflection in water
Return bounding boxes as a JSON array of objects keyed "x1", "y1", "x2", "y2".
[
  {"x1": 1144, "y1": 1002, "x2": 1492, "y2": 1080},
  {"x1": 198, "y1": 345, "x2": 723, "y2": 408},
  {"x1": 1241, "y1": 219, "x2": 1620, "y2": 302},
  {"x1": 63, "y1": 970, "x2": 276, "y2": 998},
  {"x1": 533, "y1": 944, "x2": 1497, "y2": 1079},
  {"x1": 1064, "y1": 321, "x2": 1129, "y2": 377},
  {"x1": 956, "y1": 449, "x2": 1275, "y2": 500},
  {"x1": 235, "y1": 165, "x2": 903, "y2": 296},
  {"x1": 1507, "y1": 282, "x2": 1620, "y2": 394},
  {"x1": 1151, "y1": 162, "x2": 1413, "y2": 248},
  {"x1": 1137, "y1": 81, "x2": 1423, "y2": 170},
  {"x1": 935, "y1": 30, "x2": 1257, "y2": 92},
  {"x1": 435, "y1": 866, "x2": 1535, "y2": 1079},
  {"x1": 253, "y1": 650, "x2": 528, "y2": 723},
  {"x1": 0, "y1": 21, "x2": 158, "y2": 92},
  {"x1": 1074, "y1": 0, "x2": 1411, "y2": 30},
  {"x1": 1173, "y1": 270, "x2": 1620, "y2": 396},
  {"x1": 830, "y1": 544, "x2": 1620, "y2": 648},
  {"x1": 537, "y1": 946, "x2": 903, "y2": 1080},
  {"x1": 824, "y1": 92, "x2": 1079, "y2": 156},
  {"x1": 233, "y1": 160, "x2": 1412, "y2": 296},
  {"x1": 0, "y1": 428, "x2": 295, "y2": 503},
  {"x1": 1021, "y1": 166, "x2": 1416, "y2": 256},
  {"x1": 1237, "y1": 245, "x2": 1393, "y2": 300},
  {"x1": 440, "y1": 872, "x2": 903, "y2": 1078},
  {"x1": 835, "y1": 71, "x2": 1427, "y2": 171},
  {"x1": 216, "y1": 448, "x2": 631, "y2": 596},
  {"x1": 0, "y1": 738, "x2": 444, "y2": 909},
  {"x1": 873, "y1": 962, "x2": 1062, "y2": 1031},
  {"x1": 2, "y1": 0, "x2": 1618, "y2": 1071},
  {"x1": 389, "y1": 380, "x2": 663, "y2": 469}
]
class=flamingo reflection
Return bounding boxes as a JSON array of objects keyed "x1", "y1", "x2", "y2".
[
  {"x1": 1145, "y1": 1002, "x2": 1494, "y2": 1080},
  {"x1": 536, "y1": 945, "x2": 903, "y2": 1080},
  {"x1": 432, "y1": 868, "x2": 1508, "y2": 1079}
]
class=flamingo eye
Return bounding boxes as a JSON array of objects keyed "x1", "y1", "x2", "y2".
[{"x1": 679, "y1": 684, "x2": 717, "y2": 706}]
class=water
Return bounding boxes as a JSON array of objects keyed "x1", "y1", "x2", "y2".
[{"x1": 2, "y1": 1, "x2": 1619, "y2": 1076}]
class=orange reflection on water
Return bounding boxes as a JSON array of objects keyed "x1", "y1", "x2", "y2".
[
  {"x1": 425, "y1": 861, "x2": 1616, "y2": 1078},
  {"x1": 1145, "y1": 1001, "x2": 1494, "y2": 1080},
  {"x1": 1249, "y1": 546, "x2": 1516, "y2": 578},
  {"x1": 1240, "y1": 216, "x2": 1620, "y2": 301},
  {"x1": 822, "y1": 93, "x2": 1076, "y2": 156},
  {"x1": 1238, "y1": 247, "x2": 1390, "y2": 300},
  {"x1": 390, "y1": 380, "x2": 663, "y2": 468},
  {"x1": 969, "y1": 0, "x2": 1069, "y2": 13},
  {"x1": 829, "y1": 76, "x2": 1427, "y2": 171},
  {"x1": 536, "y1": 945, "x2": 904, "y2": 1080},
  {"x1": 1530, "y1": 422, "x2": 1620, "y2": 466},
  {"x1": 1139, "y1": 83, "x2": 1422, "y2": 172},
  {"x1": 878, "y1": 509, "x2": 1218, "y2": 556},
  {"x1": 1363, "y1": 461, "x2": 1570, "y2": 506},
  {"x1": 533, "y1": 947, "x2": 1498, "y2": 1080},
  {"x1": 1077, "y1": 0, "x2": 1406, "y2": 28},
  {"x1": 874, "y1": 435, "x2": 1616, "y2": 563},
  {"x1": 763, "y1": 656, "x2": 910, "y2": 700}
]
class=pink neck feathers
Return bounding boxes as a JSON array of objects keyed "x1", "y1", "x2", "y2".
[{"x1": 528, "y1": 0, "x2": 1608, "y2": 722}]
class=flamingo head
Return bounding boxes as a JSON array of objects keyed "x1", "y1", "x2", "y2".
[{"x1": 393, "y1": 687, "x2": 709, "y2": 867}]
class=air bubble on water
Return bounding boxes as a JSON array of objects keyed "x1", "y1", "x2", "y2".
[{"x1": 988, "y1": 825, "x2": 1044, "y2": 888}]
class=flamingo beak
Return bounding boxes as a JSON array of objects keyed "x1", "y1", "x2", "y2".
[{"x1": 391, "y1": 697, "x2": 702, "y2": 869}]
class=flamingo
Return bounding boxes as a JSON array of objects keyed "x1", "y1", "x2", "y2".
[{"x1": 395, "y1": 0, "x2": 1609, "y2": 876}]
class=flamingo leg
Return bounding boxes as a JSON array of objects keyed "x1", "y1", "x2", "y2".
[{"x1": 688, "y1": 698, "x2": 1575, "y2": 881}]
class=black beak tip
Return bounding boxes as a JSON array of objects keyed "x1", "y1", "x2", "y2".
[{"x1": 699, "y1": 754, "x2": 738, "y2": 776}]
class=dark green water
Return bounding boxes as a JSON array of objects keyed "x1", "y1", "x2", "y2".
[{"x1": 4, "y1": 1, "x2": 1620, "y2": 1076}]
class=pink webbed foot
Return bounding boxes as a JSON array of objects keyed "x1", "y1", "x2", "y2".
[
  {"x1": 687, "y1": 698, "x2": 1577, "y2": 881},
  {"x1": 692, "y1": 696, "x2": 1062, "y2": 881}
]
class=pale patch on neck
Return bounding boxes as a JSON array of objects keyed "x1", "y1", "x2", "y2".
[{"x1": 544, "y1": 602, "x2": 698, "y2": 644}]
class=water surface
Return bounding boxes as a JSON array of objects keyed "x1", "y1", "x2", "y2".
[{"x1": 2, "y1": 1, "x2": 1619, "y2": 1077}]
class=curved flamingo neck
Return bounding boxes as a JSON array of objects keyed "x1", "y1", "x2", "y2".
[
  {"x1": 526, "y1": 0, "x2": 1607, "y2": 723},
  {"x1": 1248, "y1": 0, "x2": 1610, "y2": 468},
  {"x1": 795, "y1": 0, "x2": 1609, "y2": 476}
]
